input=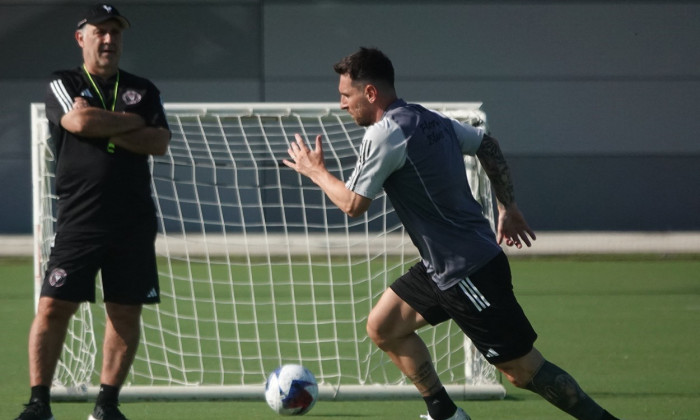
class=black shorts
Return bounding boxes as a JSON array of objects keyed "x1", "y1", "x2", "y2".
[
  {"x1": 390, "y1": 252, "x2": 537, "y2": 364},
  {"x1": 41, "y1": 225, "x2": 160, "y2": 305}
]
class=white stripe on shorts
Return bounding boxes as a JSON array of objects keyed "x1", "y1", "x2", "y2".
[{"x1": 458, "y1": 278, "x2": 491, "y2": 312}]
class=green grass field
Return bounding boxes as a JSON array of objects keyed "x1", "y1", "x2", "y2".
[{"x1": 2, "y1": 255, "x2": 699, "y2": 419}]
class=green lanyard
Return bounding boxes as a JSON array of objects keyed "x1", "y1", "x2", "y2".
[{"x1": 82, "y1": 64, "x2": 119, "y2": 153}]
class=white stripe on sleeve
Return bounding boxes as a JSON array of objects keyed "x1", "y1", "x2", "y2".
[{"x1": 50, "y1": 79, "x2": 73, "y2": 114}]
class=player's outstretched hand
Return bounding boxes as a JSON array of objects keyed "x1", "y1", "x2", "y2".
[
  {"x1": 282, "y1": 134, "x2": 325, "y2": 179},
  {"x1": 497, "y1": 203, "x2": 536, "y2": 249}
]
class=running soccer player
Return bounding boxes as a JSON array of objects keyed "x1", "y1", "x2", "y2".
[
  {"x1": 15, "y1": 4, "x2": 170, "y2": 420},
  {"x1": 282, "y1": 47, "x2": 620, "y2": 420}
]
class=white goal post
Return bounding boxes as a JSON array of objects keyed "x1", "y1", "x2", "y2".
[{"x1": 31, "y1": 102, "x2": 504, "y2": 401}]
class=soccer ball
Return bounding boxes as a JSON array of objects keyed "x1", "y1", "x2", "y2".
[{"x1": 264, "y1": 364, "x2": 318, "y2": 416}]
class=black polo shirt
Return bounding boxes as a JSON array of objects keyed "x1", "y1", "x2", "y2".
[{"x1": 44, "y1": 67, "x2": 169, "y2": 233}]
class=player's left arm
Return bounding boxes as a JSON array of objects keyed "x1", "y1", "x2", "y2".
[{"x1": 476, "y1": 133, "x2": 536, "y2": 248}]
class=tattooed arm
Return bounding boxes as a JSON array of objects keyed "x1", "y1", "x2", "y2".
[{"x1": 476, "y1": 134, "x2": 536, "y2": 248}]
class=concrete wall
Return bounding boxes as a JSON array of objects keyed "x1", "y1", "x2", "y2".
[{"x1": 1, "y1": 1, "x2": 698, "y2": 233}]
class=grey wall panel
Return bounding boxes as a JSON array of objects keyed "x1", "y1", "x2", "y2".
[
  {"x1": 263, "y1": 3, "x2": 700, "y2": 79},
  {"x1": 0, "y1": 159, "x2": 32, "y2": 234},
  {"x1": 508, "y1": 154, "x2": 700, "y2": 231},
  {"x1": 401, "y1": 80, "x2": 700, "y2": 155},
  {"x1": 0, "y1": 84, "x2": 43, "y2": 159},
  {"x1": 0, "y1": 82, "x2": 45, "y2": 233},
  {"x1": 0, "y1": 3, "x2": 261, "y2": 80},
  {"x1": 0, "y1": 1, "x2": 698, "y2": 233},
  {"x1": 120, "y1": 4, "x2": 261, "y2": 80},
  {"x1": 265, "y1": 78, "x2": 700, "y2": 156},
  {"x1": 263, "y1": 2, "x2": 700, "y2": 158},
  {"x1": 157, "y1": 79, "x2": 261, "y2": 102}
]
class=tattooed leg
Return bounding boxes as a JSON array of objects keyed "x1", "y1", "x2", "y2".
[
  {"x1": 407, "y1": 360, "x2": 443, "y2": 395},
  {"x1": 526, "y1": 360, "x2": 615, "y2": 420},
  {"x1": 408, "y1": 361, "x2": 458, "y2": 420}
]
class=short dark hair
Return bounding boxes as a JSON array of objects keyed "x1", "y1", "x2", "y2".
[{"x1": 333, "y1": 47, "x2": 395, "y2": 89}]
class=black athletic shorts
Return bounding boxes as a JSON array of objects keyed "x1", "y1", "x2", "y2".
[
  {"x1": 41, "y1": 223, "x2": 160, "y2": 305},
  {"x1": 390, "y1": 252, "x2": 537, "y2": 364}
]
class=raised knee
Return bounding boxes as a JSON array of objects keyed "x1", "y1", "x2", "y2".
[
  {"x1": 497, "y1": 348, "x2": 544, "y2": 388},
  {"x1": 366, "y1": 311, "x2": 397, "y2": 350},
  {"x1": 497, "y1": 362, "x2": 540, "y2": 389},
  {"x1": 365, "y1": 316, "x2": 383, "y2": 347},
  {"x1": 503, "y1": 372, "x2": 531, "y2": 389}
]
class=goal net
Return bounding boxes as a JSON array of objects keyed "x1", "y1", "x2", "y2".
[{"x1": 31, "y1": 102, "x2": 503, "y2": 401}]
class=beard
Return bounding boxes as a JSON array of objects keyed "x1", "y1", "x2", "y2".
[
  {"x1": 354, "y1": 116, "x2": 373, "y2": 127},
  {"x1": 350, "y1": 105, "x2": 374, "y2": 127}
]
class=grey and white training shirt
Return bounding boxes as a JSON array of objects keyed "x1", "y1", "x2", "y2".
[{"x1": 346, "y1": 99, "x2": 502, "y2": 290}]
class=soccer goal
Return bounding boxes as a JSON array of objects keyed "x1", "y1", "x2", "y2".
[{"x1": 31, "y1": 102, "x2": 504, "y2": 401}]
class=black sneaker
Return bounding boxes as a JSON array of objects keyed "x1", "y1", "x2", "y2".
[
  {"x1": 15, "y1": 398, "x2": 55, "y2": 420},
  {"x1": 88, "y1": 404, "x2": 128, "y2": 420}
]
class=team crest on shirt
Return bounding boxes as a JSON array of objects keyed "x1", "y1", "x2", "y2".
[
  {"x1": 48, "y1": 268, "x2": 68, "y2": 288},
  {"x1": 122, "y1": 90, "x2": 142, "y2": 105}
]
